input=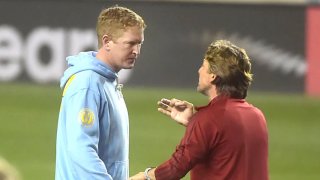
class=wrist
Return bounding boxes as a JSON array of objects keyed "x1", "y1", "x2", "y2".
[{"x1": 144, "y1": 167, "x2": 154, "y2": 180}]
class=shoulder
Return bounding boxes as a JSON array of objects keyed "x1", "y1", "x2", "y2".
[
  {"x1": 189, "y1": 105, "x2": 220, "y2": 132},
  {"x1": 63, "y1": 71, "x2": 105, "y2": 97}
]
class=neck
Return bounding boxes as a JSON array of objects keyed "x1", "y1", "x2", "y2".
[
  {"x1": 207, "y1": 86, "x2": 218, "y2": 101},
  {"x1": 96, "y1": 49, "x2": 119, "y2": 73}
]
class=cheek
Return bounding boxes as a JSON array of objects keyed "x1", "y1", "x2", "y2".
[
  {"x1": 202, "y1": 74, "x2": 211, "y2": 84},
  {"x1": 121, "y1": 48, "x2": 132, "y2": 55},
  {"x1": 114, "y1": 49, "x2": 128, "y2": 57}
]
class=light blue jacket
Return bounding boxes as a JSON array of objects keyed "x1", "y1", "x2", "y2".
[{"x1": 55, "y1": 51, "x2": 129, "y2": 180}]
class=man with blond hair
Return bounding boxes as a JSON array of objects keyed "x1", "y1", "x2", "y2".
[{"x1": 55, "y1": 5, "x2": 146, "y2": 180}]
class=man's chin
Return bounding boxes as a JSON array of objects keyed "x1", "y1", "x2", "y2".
[
  {"x1": 196, "y1": 86, "x2": 203, "y2": 93},
  {"x1": 123, "y1": 64, "x2": 135, "y2": 69},
  {"x1": 197, "y1": 86, "x2": 208, "y2": 96}
]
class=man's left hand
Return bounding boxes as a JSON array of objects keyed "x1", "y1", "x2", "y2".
[{"x1": 129, "y1": 172, "x2": 145, "y2": 180}]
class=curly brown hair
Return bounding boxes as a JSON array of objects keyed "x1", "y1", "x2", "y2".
[{"x1": 205, "y1": 40, "x2": 253, "y2": 98}]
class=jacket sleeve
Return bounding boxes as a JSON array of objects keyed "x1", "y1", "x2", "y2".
[
  {"x1": 64, "y1": 88, "x2": 113, "y2": 180},
  {"x1": 155, "y1": 112, "x2": 217, "y2": 180}
]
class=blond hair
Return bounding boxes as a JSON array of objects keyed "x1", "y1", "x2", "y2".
[{"x1": 96, "y1": 5, "x2": 146, "y2": 48}]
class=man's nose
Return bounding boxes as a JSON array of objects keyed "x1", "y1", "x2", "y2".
[{"x1": 133, "y1": 44, "x2": 141, "y2": 55}]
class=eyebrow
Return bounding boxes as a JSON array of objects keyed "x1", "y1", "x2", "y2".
[{"x1": 125, "y1": 40, "x2": 143, "y2": 44}]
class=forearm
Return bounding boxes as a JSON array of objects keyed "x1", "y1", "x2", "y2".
[
  {"x1": 67, "y1": 143, "x2": 113, "y2": 179},
  {"x1": 154, "y1": 158, "x2": 190, "y2": 180}
]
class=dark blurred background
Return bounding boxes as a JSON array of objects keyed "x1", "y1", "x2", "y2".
[{"x1": 1, "y1": 0, "x2": 319, "y2": 94}]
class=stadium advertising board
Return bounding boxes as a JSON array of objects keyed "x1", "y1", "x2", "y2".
[{"x1": 0, "y1": 1, "x2": 307, "y2": 93}]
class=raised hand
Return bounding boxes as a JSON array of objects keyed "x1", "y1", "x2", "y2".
[{"x1": 157, "y1": 98, "x2": 195, "y2": 126}]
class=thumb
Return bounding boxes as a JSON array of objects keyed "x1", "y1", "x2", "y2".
[{"x1": 177, "y1": 101, "x2": 193, "y2": 108}]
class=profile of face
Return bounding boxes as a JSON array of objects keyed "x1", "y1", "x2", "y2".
[
  {"x1": 197, "y1": 60, "x2": 215, "y2": 96},
  {"x1": 105, "y1": 26, "x2": 144, "y2": 72}
]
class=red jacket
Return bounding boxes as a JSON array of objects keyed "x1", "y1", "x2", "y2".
[{"x1": 155, "y1": 95, "x2": 268, "y2": 180}]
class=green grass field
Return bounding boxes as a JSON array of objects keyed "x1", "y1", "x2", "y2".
[{"x1": 0, "y1": 84, "x2": 319, "y2": 180}]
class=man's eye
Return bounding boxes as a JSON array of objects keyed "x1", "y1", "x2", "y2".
[{"x1": 127, "y1": 42, "x2": 136, "y2": 46}]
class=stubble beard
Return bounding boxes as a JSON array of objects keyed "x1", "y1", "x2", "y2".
[{"x1": 197, "y1": 84, "x2": 209, "y2": 96}]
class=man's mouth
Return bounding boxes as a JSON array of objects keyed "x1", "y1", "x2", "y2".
[{"x1": 127, "y1": 58, "x2": 136, "y2": 64}]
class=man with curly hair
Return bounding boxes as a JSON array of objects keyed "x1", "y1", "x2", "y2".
[{"x1": 131, "y1": 40, "x2": 268, "y2": 180}]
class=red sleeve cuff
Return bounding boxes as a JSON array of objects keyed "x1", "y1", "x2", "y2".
[{"x1": 155, "y1": 160, "x2": 188, "y2": 180}]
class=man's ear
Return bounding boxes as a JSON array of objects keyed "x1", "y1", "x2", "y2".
[
  {"x1": 102, "y1": 35, "x2": 112, "y2": 51},
  {"x1": 211, "y1": 74, "x2": 216, "y2": 82},
  {"x1": 211, "y1": 74, "x2": 220, "y2": 84}
]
